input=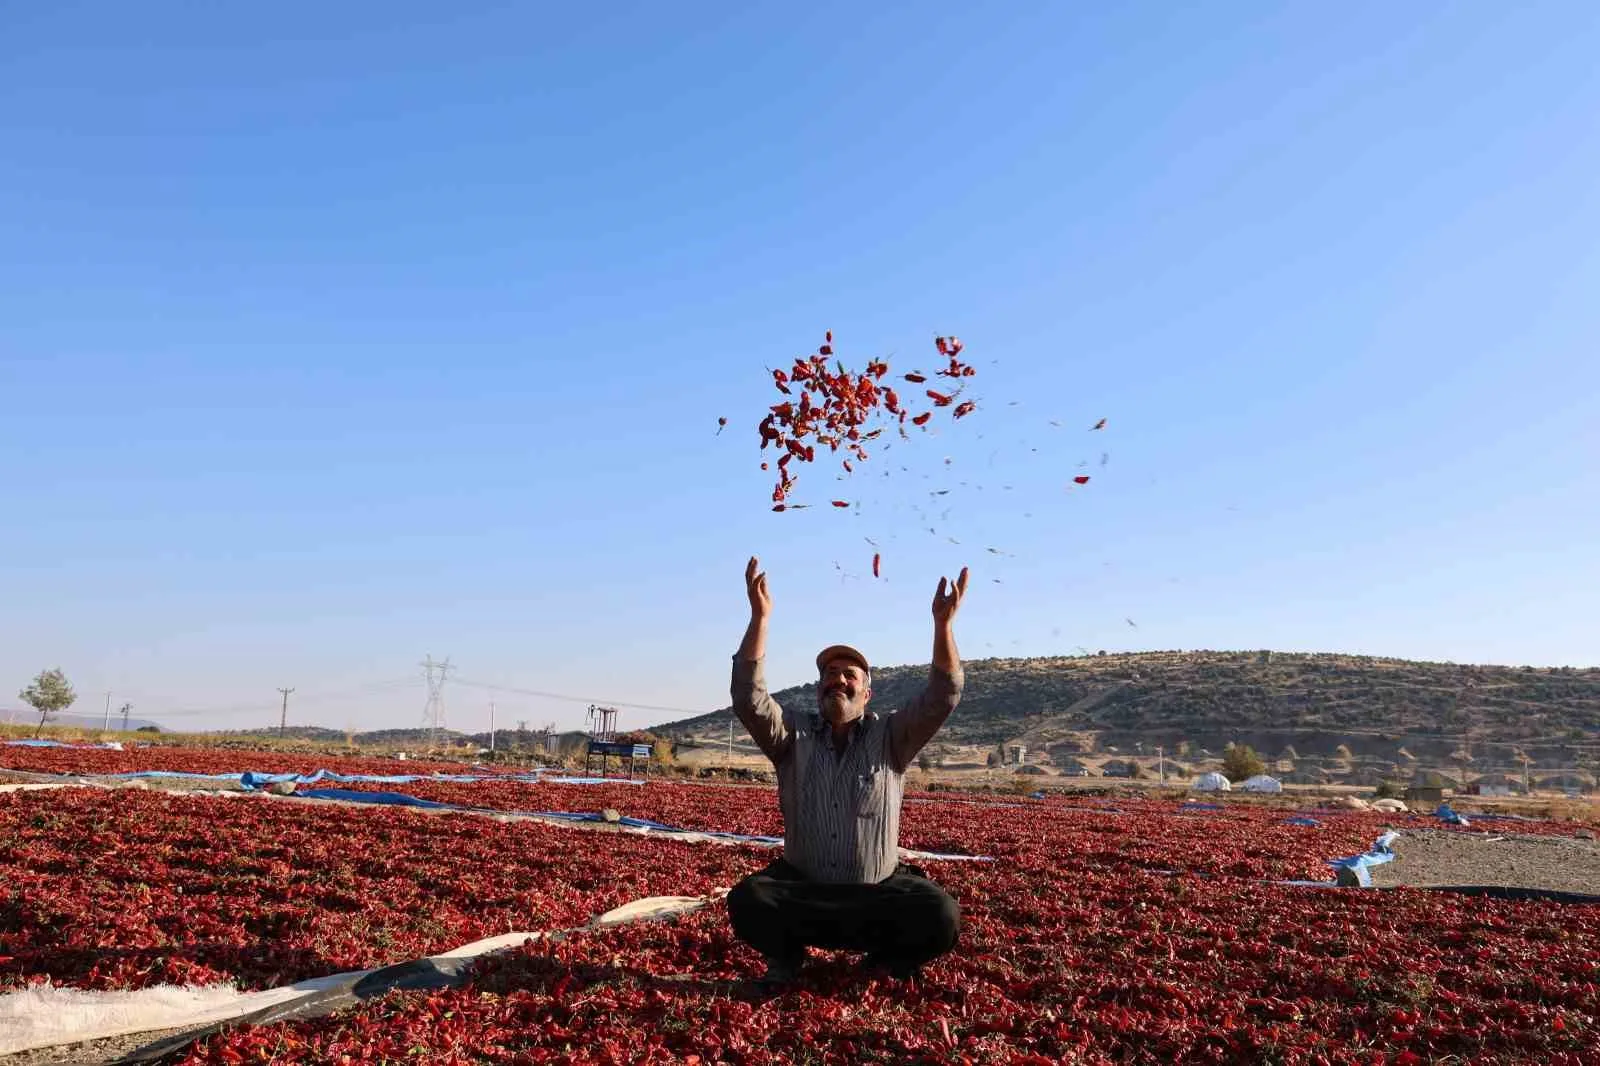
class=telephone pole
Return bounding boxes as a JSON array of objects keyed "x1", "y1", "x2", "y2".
[
  {"x1": 119, "y1": 702, "x2": 132, "y2": 731},
  {"x1": 103, "y1": 692, "x2": 112, "y2": 732},
  {"x1": 489, "y1": 700, "x2": 496, "y2": 754},
  {"x1": 278, "y1": 688, "x2": 295, "y2": 738}
]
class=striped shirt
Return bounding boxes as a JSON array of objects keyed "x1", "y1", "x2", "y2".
[{"x1": 730, "y1": 655, "x2": 964, "y2": 884}]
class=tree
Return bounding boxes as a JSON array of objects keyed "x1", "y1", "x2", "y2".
[
  {"x1": 20, "y1": 668, "x2": 76, "y2": 738},
  {"x1": 1221, "y1": 743, "x2": 1265, "y2": 783},
  {"x1": 917, "y1": 751, "x2": 934, "y2": 772},
  {"x1": 651, "y1": 737, "x2": 675, "y2": 766}
]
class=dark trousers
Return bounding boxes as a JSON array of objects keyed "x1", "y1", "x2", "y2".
[{"x1": 726, "y1": 858, "x2": 961, "y2": 974}]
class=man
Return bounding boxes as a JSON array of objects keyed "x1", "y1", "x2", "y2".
[{"x1": 726, "y1": 554, "x2": 970, "y2": 985}]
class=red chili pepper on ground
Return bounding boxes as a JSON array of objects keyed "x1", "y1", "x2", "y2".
[
  {"x1": 832, "y1": 500, "x2": 850, "y2": 508},
  {"x1": 872, "y1": 552, "x2": 881, "y2": 578},
  {"x1": 1074, "y1": 475, "x2": 1091, "y2": 485},
  {"x1": 953, "y1": 401, "x2": 976, "y2": 419},
  {"x1": 904, "y1": 372, "x2": 926, "y2": 383}
]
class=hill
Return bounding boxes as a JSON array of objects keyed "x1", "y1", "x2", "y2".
[
  {"x1": 652, "y1": 650, "x2": 1600, "y2": 773},
  {"x1": 0, "y1": 709, "x2": 164, "y2": 732}
]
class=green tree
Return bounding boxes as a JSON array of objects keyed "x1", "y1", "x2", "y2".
[
  {"x1": 20, "y1": 668, "x2": 76, "y2": 738},
  {"x1": 1221, "y1": 743, "x2": 1265, "y2": 783}
]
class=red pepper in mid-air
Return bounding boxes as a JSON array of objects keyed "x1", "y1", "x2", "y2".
[{"x1": 748, "y1": 332, "x2": 980, "y2": 509}]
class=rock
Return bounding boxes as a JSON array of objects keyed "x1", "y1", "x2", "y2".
[
  {"x1": 1576, "y1": 828, "x2": 1596, "y2": 841},
  {"x1": 601, "y1": 808, "x2": 622, "y2": 823},
  {"x1": 267, "y1": 781, "x2": 297, "y2": 796},
  {"x1": 1371, "y1": 799, "x2": 1409, "y2": 813}
]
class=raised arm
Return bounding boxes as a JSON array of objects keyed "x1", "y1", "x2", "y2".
[
  {"x1": 731, "y1": 556, "x2": 793, "y2": 765},
  {"x1": 889, "y1": 567, "x2": 970, "y2": 772}
]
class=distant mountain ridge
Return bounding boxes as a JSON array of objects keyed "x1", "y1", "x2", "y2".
[
  {"x1": 0, "y1": 709, "x2": 163, "y2": 732},
  {"x1": 651, "y1": 650, "x2": 1600, "y2": 770}
]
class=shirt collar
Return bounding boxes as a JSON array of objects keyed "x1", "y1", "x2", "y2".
[{"x1": 811, "y1": 710, "x2": 877, "y2": 744}]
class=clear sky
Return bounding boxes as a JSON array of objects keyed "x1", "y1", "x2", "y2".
[{"x1": 3, "y1": 2, "x2": 1597, "y2": 736}]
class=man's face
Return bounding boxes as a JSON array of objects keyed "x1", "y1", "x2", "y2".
[{"x1": 818, "y1": 658, "x2": 871, "y2": 726}]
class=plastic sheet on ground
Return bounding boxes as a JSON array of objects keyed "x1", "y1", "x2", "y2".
[
  {"x1": 1327, "y1": 831, "x2": 1400, "y2": 887},
  {"x1": 287, "y1": 786, "x2": 990, "y2": 860},
  {"x1": 0, "y1": 894, "x2": 719, "y2": 1059},
  {"x1": 297, "y1": 787, "x2": 460, "y2": 810},
  {"x1": 1434, "y1": 802, "x2": 1471, "y2": 827},
  {"x1": 1283, "y1": 816, "x2": 1321, "y2": 827}
]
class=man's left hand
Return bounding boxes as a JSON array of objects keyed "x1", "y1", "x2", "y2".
[{"x1": 932, "y1": 567, "x2": 970, "y2": 626}]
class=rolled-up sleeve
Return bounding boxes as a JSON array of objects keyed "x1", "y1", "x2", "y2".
[
  {"x1": 888, "y1": 666, "x2": 964, "y2": 772},
  {"x1": 731, "y1": 655, "x2": 793, "y2": 765}
]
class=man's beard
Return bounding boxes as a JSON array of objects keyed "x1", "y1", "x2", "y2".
[{"x1": 821, "y1": 692, "x2": 858, "y2": 720}]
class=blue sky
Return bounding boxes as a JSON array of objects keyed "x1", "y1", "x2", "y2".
[{"x1": 3, "y1": 3, "x2": 1597, "y2": 735}]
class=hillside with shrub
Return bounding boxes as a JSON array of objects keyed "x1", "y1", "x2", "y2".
[{"x1": 654, "y1": 650, "x2": 1600, "y2": 773}]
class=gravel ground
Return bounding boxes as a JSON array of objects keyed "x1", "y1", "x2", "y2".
[
  {"x1": 0, "y1": 1025, "x2": 203, "y2": 1066},
  {"x1": 1369, "y1": 827, "x2": 1600, "y2": 896}
]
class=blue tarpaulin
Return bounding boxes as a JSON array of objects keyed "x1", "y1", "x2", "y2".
[
  {"x1": 1284, "y1": 816, "x2": 1321, "y2": 827},
  {"x1": 299, "y1": 787, "x2": 459, "y2": 810},
  {"x1": 1327, "y1": 831, "x2": 1400, "y2": 887},
  {"x1": 1435, "y1": 803, "x2": 1471, "y2": 827}
]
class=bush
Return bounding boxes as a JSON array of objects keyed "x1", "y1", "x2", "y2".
[
  {"x1": 1221, "y1": 744, "x2": 1266, "y2": 783},
  {"x1": 1373, "y1": 780, "x2": 1405, "y2": 800}
]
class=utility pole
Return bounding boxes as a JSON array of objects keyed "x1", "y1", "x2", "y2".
[
  {"x1": 278, "y1": 687, "x2": 295, "y2": 739},
  {"x1": 103, "y1": 692, "x2": 112, "y2": 732},
  {"x1": 1157, "y1": 745, "x2": 1165, "y2": 784},
  {"x1": 728, "y1": 717, "x2": 734, "y2": 776},
  {"x1": 120, "y1": 702, "x2": 132, "y2": 731},
  {"x1": 489, "y1": 701, "x2": 496, "y2": 754}
]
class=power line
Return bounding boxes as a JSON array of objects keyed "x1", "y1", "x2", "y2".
[
  {"x1": 101, "y1": 678, "x2": 425, "y2": 721},
  {"x1": 450, "y1": 676, "x2": 706, "y2": 717}
]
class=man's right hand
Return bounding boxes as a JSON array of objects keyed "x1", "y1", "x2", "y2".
[{"x1": 745, "y1": 556, "x2": 772, "y2": 620}]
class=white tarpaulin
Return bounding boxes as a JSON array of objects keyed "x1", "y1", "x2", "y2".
[
  {"x1": 1240, "y1": 774, "x2": 1283, "y2": 793},
  {"x1": 0, "y1": 894, "x2": 716, "y2": 1056},
  {"x1": 1192, "y1": 772, "x2": 1232, "y2": 792}
]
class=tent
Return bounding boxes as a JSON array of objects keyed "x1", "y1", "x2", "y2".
[
  {"x1": 1240, "y1": 774, "x2": 1283, "y2": 793},
  {"x1": 1192, "y1": 772, "x2": 1231, "y2": 792}
]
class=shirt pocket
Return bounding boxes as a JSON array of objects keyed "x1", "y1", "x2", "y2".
[{"x1": 852, "y1": 773, "x2": 882, "y2": 820}]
